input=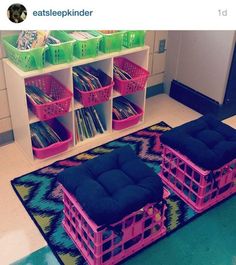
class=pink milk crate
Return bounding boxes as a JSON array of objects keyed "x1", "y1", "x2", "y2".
[
  {"x1": 74, "y1": 82, "x2": 114, "y2": 107},
  {"x1": 114, "y1": 57, "x2": 149, "y2": 96},
  {"x1": 26, "y1": 75, "x2": 72, "y2": 121},
  {"x1": 32, "y1": 119, "x2": 72, "y2": 159},
  {"x1": 159, "y1": 145, "x2": 236, "y2": 213},
  {"x1": 61, "y1": 186, "x2": 168, "y2": 265},
  {"x1": 112, "y1": 104, "x2": 143, "y2": 131}
]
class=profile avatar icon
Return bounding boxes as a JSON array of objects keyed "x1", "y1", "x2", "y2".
[{"x1": 7, "y1": 3, "x2": 27, "y2": 23}]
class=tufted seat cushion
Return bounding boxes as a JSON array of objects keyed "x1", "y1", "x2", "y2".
[
  {"x1": 58, "y1": 145, "x2": 163, "y2": 226},
  {"x1": 160, "y1": 115, "x2": 236, "y2": 170}
]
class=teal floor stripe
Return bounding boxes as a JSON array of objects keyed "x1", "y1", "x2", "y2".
[
  {"x1": 12, "y1": 196, "x2": 236, "y2": 265},
  {"x1": 11, "y1": 246, "x2": 59, "y2": 265}
]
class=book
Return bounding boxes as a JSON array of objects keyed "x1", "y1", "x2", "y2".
[
  {"x1": 81, "y1": 108, "x2": 92, "y2": 138},
  {"x1": 89, "y1": 106, "x2": 105, "y2": 133},
  {"x1": 17, "y1": 30, "x2": 49, "y2": 50},
  {"x1": 30, "y1": 121, "x2": 62, "y2": 148},
  {"x1": 46, "y1": 35, "x2": 61, "y2": 45},
  {"x1": 78, "y1": 109, "x2": 88, "y2": 139},
  {"x1": 74, "y1": 106, "x2": 105, "y2": 141},
  {"x1": 26, "y1": 85, "x2": 54, "y2": 104},
  {"x1": 113, "y1": 97, "x2": 138, "y2": 120},
  {"x1": 74, "y1": 67, "x2": 102, "y2": 90},
  {"x1": 113, "y1": 65, "x2": 132, "y2": 80},
  {"x1": 70, "y1": 31, "x2": 95, "y2": 40},
  {"x1": 73, "y1": 66, "x2": 111, "y2": 94},
  {"x1": 75, "y1": 110, "x2": 84, "y2": 141},
  {"x1": 85, "y1": 111, "x2": 97, "y2": 136}
]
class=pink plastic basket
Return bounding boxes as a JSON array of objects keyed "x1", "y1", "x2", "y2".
[
  {"x1": 26, "y1": 75, "x2": 72, "y2": 121},
  {"x1": 114, "y1": 57, "x2": 149, "y2": 96},
  {"x1": 159, "y1": 145, "x2": 236, "y2": 213},
  {"x1": 61, "y1": 185, "x2": 167, "y2": 265},
  {"x1": 32, "y1": 119, "x2": 72, "y2": 159},
  {"x1": 112, "y1": 104, "x2": 143, "y2": 130},
  {"x1": 74, "y1": 82, "x2": 114, "y2": 107}
]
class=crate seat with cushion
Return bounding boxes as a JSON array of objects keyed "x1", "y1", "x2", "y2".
[
  {"x1": 159, "y1": 114, "x2": 236, "y2": 213},
  {"x1": 58, "y1": 145, "x2": 164, "y2": 226}
]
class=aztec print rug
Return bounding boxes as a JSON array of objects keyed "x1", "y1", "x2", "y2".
[{"x1": 11, "y1": 121, "x2": 198, "y2": 265}]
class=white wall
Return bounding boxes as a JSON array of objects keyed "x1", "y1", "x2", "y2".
[
  {"x1": 146, "y1": 31, "x2": 168, "y2": 87},
  {"x1": 164, "y1": 31, "x2": 236, "y2": 104}
]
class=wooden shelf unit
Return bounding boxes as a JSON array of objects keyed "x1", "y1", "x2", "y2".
[{"x1": 3, "y1": 46, "x2": 149, "y2": 161}]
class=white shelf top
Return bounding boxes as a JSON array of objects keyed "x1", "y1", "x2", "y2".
[{"x1": 3, "y1": 46, "x2": 149, "y2": 79}]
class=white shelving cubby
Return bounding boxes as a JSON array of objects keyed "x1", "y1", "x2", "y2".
[{"x1": 3, "y1": 46, "x2": 149, "y2": 161}]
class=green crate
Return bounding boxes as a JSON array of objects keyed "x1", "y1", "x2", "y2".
[
  {"x1": 66, "y1": 31, "x2": 101, "y2": 59},
  {"x1": 123, "y1": 31, "x2": 146, "y2": 48},
  {"x1": 2, "y1": 34, "x2": 47, "y2": 72},
  {"x1": 46, "y1": 31, "x2": 75, "y2": 65},
  {"x1": 93, "y1": 31, "x2": 125, "y2": 53}
]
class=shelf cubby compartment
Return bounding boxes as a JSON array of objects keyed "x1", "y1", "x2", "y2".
[
  {"x1": 31, "y1": 118, "x2": 73, "y2": 159},
  {"x1": 74, "y1": 100, "x2": 111, "y2": 144},
  {"x1": 114, "y1": 57, "x2": 149, "y2": 96},
  {"x1": 73, "y1": 59, "x2": 113, "y2": 107},
  {"x1": 25, "y1": 74, "x2": 73, "y2": 121},
  {"x1": 112, "y1": 95, "x2": 144, "y2": 131}
]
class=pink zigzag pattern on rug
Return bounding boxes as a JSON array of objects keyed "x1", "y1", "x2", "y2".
[
  {"x1": 136, "y1": 130, "x2": 162, "y2": 152},
  {"x1": 122, "y1": 134, "x2": 162, "y2": 162}
]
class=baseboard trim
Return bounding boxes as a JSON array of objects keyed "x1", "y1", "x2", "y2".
[
  {"x1": 170, "y1": 80, "x2": 219, "y2": 114},
  {"x1": 146, "y1": 83, "x2": 164, "y2": 98},
  {"x1": 0, "y1": 130, "x2": 14, "y2": 146},
  {"x1": 169, "y1": 80, "x2": 236, "y2": 120}
]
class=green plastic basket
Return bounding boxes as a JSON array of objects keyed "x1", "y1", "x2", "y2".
[
  {"x1": 123, "y1": 31, "x2": 146, "y2": 48},
  {"x1": 46, "y1": 31, "x2": 75, "y2": 65},
  {"x1": 66, "y1": 31, "x2": 101, "y2": 59},
  {"x1": 2, "y1": 34, "x2": 47, "y2": 72},
  {"x1": 93, "y1": 31, "x2": 125, "y2": 53}
]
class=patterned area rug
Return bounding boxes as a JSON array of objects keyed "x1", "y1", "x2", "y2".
[{"x1": 11, "y1": 122, "x2": 198, "y2": 265}]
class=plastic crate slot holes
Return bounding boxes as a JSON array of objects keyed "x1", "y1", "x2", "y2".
[
  {"x1": 160, "y1": 145, "x2": 236, "y2": 213},
  {"x1": 61, "y1": 186, "x2": 167, "y2": 265}
]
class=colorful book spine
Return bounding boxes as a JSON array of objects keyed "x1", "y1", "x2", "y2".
[{"x1": 75, "y1": 106, "x2": 105, "y2": 141}]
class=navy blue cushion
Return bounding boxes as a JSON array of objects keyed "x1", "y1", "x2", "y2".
[
  {"x1": 160, "y1": 115, "x2": 236, "y2": 170},
  {"x1": 58, "y1": 145, "x2": 163, "y2": 225}
]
